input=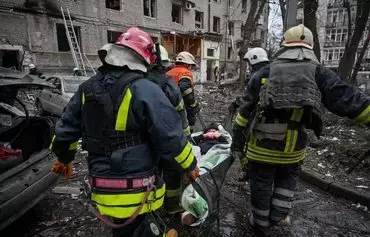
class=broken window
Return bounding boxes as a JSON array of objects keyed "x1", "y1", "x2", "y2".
[
  {"x1": 228, "y1": 21, "x2": 234, "y2": 36},
  {"x1": 143, "y1": 0, "x2": 156, "y2": 18},
  {"x1": 213, "y1": 16, "x2": 220, "y2": 33},
  {"x1": 195, "y1": 11, "x2": 204, "y2": 29},
  {"x1": 106, "y1": 0, "x2": 120, "y2": 10},
  {"x1": 213, "y1": 0, "x2": 221, "y2": 3},
  {"x1": 56, "y1": 24, "x2": 81, "y2": 52},
  {"x1": 228, "y1": 0, "x2": 234, "y2": 7},
  {"x1": 207, "y1": 48, "x2": 215, "y2": 57},
  {"x1": 241, "y1": 23, "x2": 245, "y2": 37},
  {"x1": 107, "y1": 30, "x2": 121, "y2": 43},
  {"x1": 228, "y1": 46, "x2": 232, "y2": 59},
  {"x1": 242, "y1": 0, "x2": 247, "y2": 13},
  {"x1": 172, "y1": 4, "x2": 182, "y2": 24}
]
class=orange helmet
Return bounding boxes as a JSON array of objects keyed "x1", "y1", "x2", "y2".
[{"x1": 115, "y1": 27, "x2": 157, "y2": 65}]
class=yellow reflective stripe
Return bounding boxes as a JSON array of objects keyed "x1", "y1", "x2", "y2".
[
  {"x1": 49, "y1": 135, "x2": 56, "y2": 150},
  {"x1": 82, "y1": 92, "x2": 85, "y2": 105},
  {"x1": 284, "y1": 109, "x2": 304, "y2": 152},
  {"x1": 183, "y1": 126, "x2": 191, "y2": 136},
  {"x1": 69, "y1": 141, "x2": 78, "y2": 151},
  {"x1": 248, "y1": 142, "x2": 305, "y2": 158},
  {"x1": 190, "y1": 101, "x2": 198, "y2": 108},
  {"x1": 180, "y1": 152, "x2": 195, "y2": 169},
  {"x1": 166, "y1": 188, "x2": 182, "y2": 197},
  {"x1": 174, "y1": 142, "x2": 192, "y2": 164},
  {"x1": 235, "y1": 113, "x2": 248, "y2": 127},
  {"x1": 91, "y1": 184, "x2": 165, "y2": 219},
  {"x1": 182, "y1": 88, "x2": 193, "y2": 96},
  {"x1": 355, "y1": 105, "x2": 370, "y2": 124},
  {"x1": 115, "y1": 89, "x2": 132, "y2": 131},
  {"x1": 247, "y1": 150, "x2": 305, "y2": 164},
  {"x1": 175, "y1": 100, "x2": 185, "y2": 111},
  {"x1": 261, "y1": 77, "x2": 267, "y2": 85}
]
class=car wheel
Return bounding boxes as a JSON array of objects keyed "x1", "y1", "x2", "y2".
[{"x1": 36, "y1": 100, "x2": 44, "y2": 116}]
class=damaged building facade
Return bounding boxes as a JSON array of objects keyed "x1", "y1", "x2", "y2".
[{"x1": 0, "y1": 0, "x2": 268, "y2": 83}]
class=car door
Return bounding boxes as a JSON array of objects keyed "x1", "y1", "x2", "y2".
[
  {"x1": 49, "y1": 78, "x2": 63, "y2": 116},
  {"x1": 39, "y1": 78, "x2": 55, "y2": 113},
  {"x1": 55, "y1": 79, "x2": 67, "y2": 116}
]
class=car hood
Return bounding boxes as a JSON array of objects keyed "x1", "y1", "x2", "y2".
[
  {"x1": 0, "y1": 67, "x2": 55, "y2": 104},
  {"x1": 65, "y1": 93, "x2": 75, "y2": 98}
]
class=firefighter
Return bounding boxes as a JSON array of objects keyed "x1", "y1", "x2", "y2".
[
  {"x1": 231, "y1": 24, "x2": 370, "y2": 230},
  {"x1": 166, "y1": 51, "x2": 200, "y2": 132},
  {"x1": 73, "y1": 67, "x2": 83, "y2": 76},
  {"x1": 229, "y1": 47, "x2": 270, "y2": 179},
  {"x1": 50, "y1": 27, "x2": 199, "y2": 237},
  {"x1": 146, "y1": 45, "x2": 191, "y2": 214},
  {"x1": 28, "y1": 63, "x2": 46, "y2": 79}
]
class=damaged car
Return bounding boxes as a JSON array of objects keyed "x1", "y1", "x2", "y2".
[
  {"x1": 35, "y1": 75, "x2": 88, "y2": 117},
  {"x1": 0, "y1": 67, "x2": 59, "y2": 231}
]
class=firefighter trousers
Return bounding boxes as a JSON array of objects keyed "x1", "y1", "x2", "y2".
[
  {"x1": 248, "y1": 161, "x2": 301, "y2": 228},
  {"x1": 158, "y1": 159, "x2": 183, "y2": 209}
]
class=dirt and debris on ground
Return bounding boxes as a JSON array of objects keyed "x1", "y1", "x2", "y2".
[{"x1": 2, "y1": 84, "x2": 370, "y2": 237}]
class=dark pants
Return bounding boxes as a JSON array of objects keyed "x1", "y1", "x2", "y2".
[
  {"x1": 248, "y1": 161, "x2": 301, "y2": 228},
  {"x1": 158, "y1": 159, "x2": 183, "y2": 204},
  {"x1": 112, "y1": 215, "x2": 146, "y2": 237}
]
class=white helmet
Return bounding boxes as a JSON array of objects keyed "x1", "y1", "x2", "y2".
[
  {"x1": 243, "y1": 48, "x2": 269, "y2": 65},
  {"x1": 73, "y1": 67, "x2": 79, "y2": 71},
  {"x1": 282, "y1": 24, "x2": 314, "y2": 49},
  {"x1": 159, "y1": 45, "x2": 170, "y2": 62},
  {"x1": 29, "y1": 64, "x2": 36, "y2": 69},
  {"x1": 175, "y1": 51, "x2": 197, "y2": 65}
]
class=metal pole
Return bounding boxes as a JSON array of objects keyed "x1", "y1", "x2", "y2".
[
  {"x1": 284, "y1": 0, "x2": 298, "y2": 32},
  {"x1": 224, "y1": 0, "x2": 229, "y2": 73}
]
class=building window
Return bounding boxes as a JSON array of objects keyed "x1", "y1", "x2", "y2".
[
  {"x1": 172, "y1": 4, "x2": 182, "y2": 24},
  {"x1": 106, "y1": 0, "x2": 120, "y2": 10},
  {"x1": 242, "y1": 0, "x2": 247, "y2": 13},
  {"x1": 213, "y1": 0, "x2": 221, "y2": 3},
  {"x1": 213, "y1": 16, "x2": 220, "y2": 33},
  {"x1": 228, "y1": 21, "x2": 234, "y2": 36},
  {"x1": 107, "y1": 30, "x2": 121, "y2": 43},
  {"x1": 228, "y1": 46, "x2": 232, "y2": 59},
  {"x1": 207, "y1": 48, "x2": 215, "y2": 57},
  {"x1": 241, "y1": 23, "x2": 245, "y2": 37},
  {"x1": 143, "y1": 0, "x2": 156, "y2": 18},
  {"x1": 195, "y1": 11, "x2": 204, "y2": 29},
  {"x1": 56, "y1": 23, "x2": 81, "y2": 52},
  {"x1": 228, "y1": 0, "x2": 234, "y2": 7}
]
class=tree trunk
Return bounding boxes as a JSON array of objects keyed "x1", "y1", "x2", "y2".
[
  {"x1": 279, "y1": 0, "x2": 286, "y2": 27},
  {"x1": 351, "y1": 30, "x2": 370, "y2": 84},
  {"x1": 238, "y1": 0, "x2": 267, "y2": 88},
  {"x1": 304, "y1": 0, "x2": 321, "y2": 61},
  {"x1": 338, "y1": 0, "x2": 370, "y2": 82}
]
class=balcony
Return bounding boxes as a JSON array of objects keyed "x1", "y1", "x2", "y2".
[
  {"x1": 327, "y1": 1, "x2": 344, "y2": 9},
  {"x1": 324, "y1": 41, "x2": 346, "y2": 47}
]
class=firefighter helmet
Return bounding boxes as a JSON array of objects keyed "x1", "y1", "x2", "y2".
[
  {"x1": 243, "y1": 48, "x2": 269, "y2": 65},
  {"x1": 115, "y1": 27, "x2": 157, "y2": 65},
  {"x1": 29, "y1": 64, "x2": 36, "y2": 69},
  {"x1": 175, "y1": 51, "x2": 197, "y2": 65},
  {"x1": 282, "y1": 24, "x2": 314, "y2": 49}
]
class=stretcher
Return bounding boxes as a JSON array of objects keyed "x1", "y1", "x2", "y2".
[{"x1": 181, "y1": 116, "x2": 236, "y2": 236}]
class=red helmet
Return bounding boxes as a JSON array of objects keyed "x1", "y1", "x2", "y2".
[{"x1": 115, "y1": 27, "x2": 156, "y2": 65}]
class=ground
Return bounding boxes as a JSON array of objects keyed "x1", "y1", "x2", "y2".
[{"x1": 2, "y1": 84, "x2": 370, "y2": 237}]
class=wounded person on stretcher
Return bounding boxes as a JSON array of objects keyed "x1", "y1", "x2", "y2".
[{"x1": 192, "y1": 124, "x2": 229, "y2": 155}]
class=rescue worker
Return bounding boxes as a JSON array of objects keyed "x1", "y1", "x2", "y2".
[
  {"x1": 146, "y1": 44, "x2": 190, "y2": 214},
  {"x1": 28, "y1": 63, "x2": 46, "y2": 79},
  {"x1": 73, "y1": 67, "x2": 83, "y2": 76},
  {"x1": 50, "y1": 27, "x2": 200, "y2": 237},
  {"x1": 166, "y1": 51, "x2": 200, "y2": 132},
  {"x1": 229, "y1": 47, "x2": 270, "y2": 179},
  {"x1": 231, "y1": 24, "x2": 370, "y2": 230}
]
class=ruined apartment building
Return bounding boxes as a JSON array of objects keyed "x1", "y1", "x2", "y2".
[{"x1": 0, "y1": 0, "x2": 268, "y2": 82}]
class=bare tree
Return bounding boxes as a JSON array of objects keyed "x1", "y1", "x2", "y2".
[
  {"x1": 338, "y1": 0, "x2": 370, "y2": 82},
  {"x1": 238, "y1": 0, "x2": 267, "y2": 88},
  {"x1": 279, "y1": 0, "x2": 287, "y2": 27},
  {"x1": 351, "y1": 28, "x2": 370, "y2": 84},
  {"x1": 303, "y1": 0, "x2": 321, "y2": 61}
]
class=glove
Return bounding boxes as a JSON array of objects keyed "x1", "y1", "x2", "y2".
[
  {"x1": 231, "y1": 125, "x2": 246, "y2": 152},
  {"x1": 52, "y1": 160, "x2": 73, "y2": 179},
  {"x1": 228, "y1": 101, "x2": 238, "y2": 113},
  {"x1": 185, "y1": 166, "x2": 200, "y2": 181}
]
